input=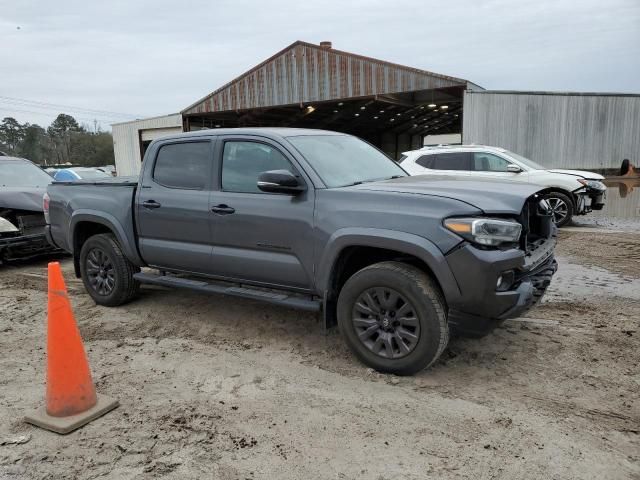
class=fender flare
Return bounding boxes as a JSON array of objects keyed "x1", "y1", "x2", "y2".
[
  {"x1": 69, "y1": 210, "x2": 144, "y2": 266},
  {"x1": 539, "y1": 187, "x2": 579, "y2": 208},
  {"x1": 317, "y1": 227, "x2": 462, "y2": 303}
]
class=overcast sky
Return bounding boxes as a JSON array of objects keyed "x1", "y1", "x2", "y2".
[{"x1": 1, "y1": 0, "x2": 639, "y2": 129}]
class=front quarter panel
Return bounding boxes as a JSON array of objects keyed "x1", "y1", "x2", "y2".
[
  {"x1": 314, "y1": 189, "x2": 483, "y2": 299},
  {"x1": 317, "y1": 227, "x2": 463, "y2": 303},
  {"x1": 528, "y1": 171, "x2": 582, "y2": 192}
]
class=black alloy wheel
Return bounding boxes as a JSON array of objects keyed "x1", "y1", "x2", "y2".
[
  {"x1": 79, "y1": 233, "x2": 140, "y2": 306},
  {"x1": 85, "y1": 247, "x2": 116, "y2": 296},
  {"x1": 337, "y1": 261, "x2": 448, "y2": 375},
  {"x1": 352, "y1": 287, "x2": 420, "y2": 359}
]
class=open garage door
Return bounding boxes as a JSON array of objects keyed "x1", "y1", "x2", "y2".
[{"x1": 140, "y1": 127, "x2": 182, "y2": 159}]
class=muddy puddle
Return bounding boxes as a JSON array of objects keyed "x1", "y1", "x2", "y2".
[
  {"x1": 598, "y1": 178, "x2": 640, "y2": 219},
  {"x1": 570, "y1": 178, "x2": 640, "y2": 231}
]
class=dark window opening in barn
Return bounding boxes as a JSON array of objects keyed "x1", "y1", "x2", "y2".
[{"x1": 141, "y1": 140, "x2": 152, "y2": 161}]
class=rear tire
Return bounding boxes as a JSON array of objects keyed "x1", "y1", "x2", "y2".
[
  {"x1": 543, "y1": 191, "x2": 574, "y2": 227},
  {"x1": 79, "y1": 233, "x2": 140, "y2": 306},
  {"x1": 337, "y1": 261, "x2": 448, "y2": 375}
]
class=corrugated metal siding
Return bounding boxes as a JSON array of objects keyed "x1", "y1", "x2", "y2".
[
  {"x1": 112, "y1": 114, "x2": 182, "y2": 176},
  {"x1": 463, "y1": 91, "x2": 640, "y2": 170},
  {"x1": 184, "y1": 42, "x2": 466, "y2": 115}
]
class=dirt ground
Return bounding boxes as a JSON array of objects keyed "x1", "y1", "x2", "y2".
[{"x1": 1, "y1": 229, "x2": 639, "y2": 479}]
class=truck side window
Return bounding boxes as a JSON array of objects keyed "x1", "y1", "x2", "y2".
[
  {"x1": 222, "y1": 141, "x2": 293, "y2": 193},
  {"x1": 416, "y1": 155, "x2": 435, "y2": 169},
  {"x1": 433, "y1": 152, "x2": 472, "y2": 170},
  {"x1": 473, "y1": 153, "x2": 511, "y2": 172},
  {"x1": 153, "y1": 142, "x2": 210, "y2": 189}
]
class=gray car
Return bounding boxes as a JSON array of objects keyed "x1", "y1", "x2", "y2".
[
  {"x1": 45, "y1": 128, "x2": 557, "y2": 374},
  {"x1": 0, "y1": 156, "x2": 61, "y2": 261}
]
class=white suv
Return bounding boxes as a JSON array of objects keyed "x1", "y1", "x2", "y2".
[{"x1": 399, "y1": 145, "x2": 607, "y2": 227}]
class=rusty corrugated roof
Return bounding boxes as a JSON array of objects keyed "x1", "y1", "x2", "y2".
[{"x1": 182, "y1": 41, "x2": 469, "y2": 115}]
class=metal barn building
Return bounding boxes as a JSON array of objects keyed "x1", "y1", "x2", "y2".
[
  {"x1": 112, "y1": 41, "x2": 639, "y2": 176},
  {"x1": 181, "y1": 41, "x2": 480, "y2": 159},
  {"x1": 463, "y1": 90, "x2": 640, "y2": 171}
]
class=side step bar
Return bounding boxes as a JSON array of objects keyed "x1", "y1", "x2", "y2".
[{"x1": 133, "y1": 272, "x2": 322, "y2": 312}]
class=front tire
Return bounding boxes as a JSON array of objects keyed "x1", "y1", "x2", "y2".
[
  {"x1": 79, "y1": 233, "x2": 140, "y2": 306},
  {"x1": 543, "y1": 191, "x2": 574, "y2": 227},
  {"x1": 337, "y1": 261, "x2": 448, "y2": 375}
]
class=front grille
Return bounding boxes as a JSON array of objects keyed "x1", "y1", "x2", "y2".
[{"x1": 519, "y1": 195, "x2": 555, "y2": 253}]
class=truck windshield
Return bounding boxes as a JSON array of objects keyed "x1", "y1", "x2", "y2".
[
  {"x1": 0, "y1": 161, "x2": 53, "y2": 187},
  {"x1": 287, "y1": 135, "x2": 407, "y2": 188}
]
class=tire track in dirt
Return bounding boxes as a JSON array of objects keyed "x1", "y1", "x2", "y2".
[{"x1": 557, "y1": 231, "x2": 640, "y2": 278}]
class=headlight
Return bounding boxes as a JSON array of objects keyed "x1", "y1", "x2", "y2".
[
  {"x1": 578, "y1": 179, "x2": 606, "y2": 191},
  {"x1": 444, "y1": 217, "x2": 522, "y2": 246}
]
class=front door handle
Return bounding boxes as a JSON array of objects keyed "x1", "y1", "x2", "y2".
[
  {"x1": 211, "y1": 204, "x2": 235, "y2": 215},
  {"x1": 142, "y1": 200, "x2": 162, "y2": 209}
]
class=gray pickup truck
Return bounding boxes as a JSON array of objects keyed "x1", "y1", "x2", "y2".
[{"x1": 45, "y1": 128, "x2": 557, "y2": 374}]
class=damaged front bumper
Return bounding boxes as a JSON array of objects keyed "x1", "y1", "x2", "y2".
[
  {"x1": 445, "y1": 238, "x2": 558, "y2": 337},
  {"x1": 0, "y1": 214, "x2": 61, "y2": 262},
  {"x1": 575, "y1": 184, "x2": 607, "y2": 214},
  {"x1": 0, "y1": 232, "x2": 61, "y2": 261}
]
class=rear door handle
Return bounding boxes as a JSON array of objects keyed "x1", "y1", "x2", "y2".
[
  {"x1": 211, "y1": 204, "x2": 235, "y2": 215},
  {"x1": 142, "y1": 200, "x2": 162, "y2": 209}
]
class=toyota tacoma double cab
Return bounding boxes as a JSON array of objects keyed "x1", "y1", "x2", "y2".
[{"x1": 45, "y1": 129, "x2": 557, "y2": 374}]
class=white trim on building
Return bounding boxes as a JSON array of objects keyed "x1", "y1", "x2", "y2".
[{"x1": 112, "y1": 114, "x2": 182, "y2": 176}]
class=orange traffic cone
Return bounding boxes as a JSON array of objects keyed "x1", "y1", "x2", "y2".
[{"x1": 25, "y1": 262, "x2": 118, "y2": 434}]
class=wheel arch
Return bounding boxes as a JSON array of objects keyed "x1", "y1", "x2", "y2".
[
  {"x1": 538, "y1": 186, "x2": 578, "y2": 207},
  {"x1": 318, "y1": 228, "x2": 461, "y2": 329},
  {"x1": 70, "y1": 211, "x2": 143, "y2": 277}
]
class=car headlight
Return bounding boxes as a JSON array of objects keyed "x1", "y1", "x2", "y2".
[
  {"x1": 578, "y1": 179, "x2": 606, "y2": 191},
  {"x1": 444, "y1": 217, "x2": 522, "y2": 246}
]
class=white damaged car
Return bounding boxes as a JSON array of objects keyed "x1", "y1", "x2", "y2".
[{"x1": 399, "y1": 145, "x2": 606, "y2": 227}]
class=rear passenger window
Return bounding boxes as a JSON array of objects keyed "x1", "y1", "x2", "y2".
[
  {"x1": 153, "y1": 142, "x2": 210, "y2": 189},
  {"x1": 416, "y1": 155, "x2": 435, "y2": 169},
  {"x1": 433, "y1": 152, "x2": 472, "y2": 171}
]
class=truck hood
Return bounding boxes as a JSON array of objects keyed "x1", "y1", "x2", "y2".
[
  {"x1": 546, "y1": 169, "x2": 605, "y2": 180},
  {"x1": 0, "y1": 187, "x2": 46, "y2": 212},
  {"x1": 349, "y1": 175, "x2": 543, "y2": 214}
]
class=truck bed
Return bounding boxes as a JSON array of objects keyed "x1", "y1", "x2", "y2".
[
  {"x1": 52, "y1": 176, "x2": 139, "y2": 186},
  {"x1": 47, "y1": 178, "x2": 140, "y2": 262}
]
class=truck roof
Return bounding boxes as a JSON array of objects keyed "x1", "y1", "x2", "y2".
[{"x1": 159, "y1": 127, "x2": 348, "y2": 142}]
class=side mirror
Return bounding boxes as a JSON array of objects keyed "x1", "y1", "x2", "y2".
[
  {"x1": 507, "y1": 164, "x2": 522, "y2": 173},
  {"x1": 257, "y1": 170, "x2": 306, "y2": 194}
]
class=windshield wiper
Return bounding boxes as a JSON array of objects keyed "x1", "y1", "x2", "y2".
[{"x1": 341, "y1": 175, "x2": 403, "y2": 187}]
